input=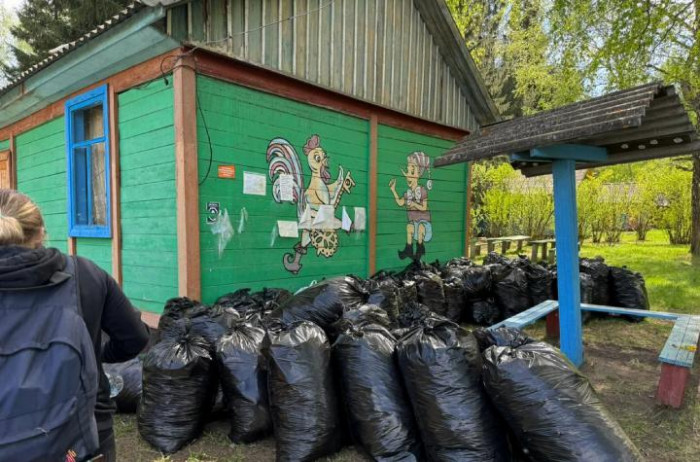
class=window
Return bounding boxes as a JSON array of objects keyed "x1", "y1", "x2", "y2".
[{"x1": 65, "y1": 85, "x2": 111, "y2": 238}]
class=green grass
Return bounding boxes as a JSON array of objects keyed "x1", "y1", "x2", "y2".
[{"x1": 579, "y1": 230, "x2": 700, "y2": 314}]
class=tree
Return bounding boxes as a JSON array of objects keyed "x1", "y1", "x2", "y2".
[
  {"x1": 551, "y1": 0, "x2": 700, "y2": 257},
  {"x1": 447, "y1": 0, "x2": 585, "y2": 119},
  {"x1": 3, "y1": 0, "x2": 132, "y2": 80}
]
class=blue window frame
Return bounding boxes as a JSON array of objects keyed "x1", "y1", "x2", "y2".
[{"x1": 65, "y1": 85, "x2": 111, "y2": 238}]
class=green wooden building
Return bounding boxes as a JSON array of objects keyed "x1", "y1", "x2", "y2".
[{"x1": 0, "y1": 0, "x2": 498, "y2": 321}]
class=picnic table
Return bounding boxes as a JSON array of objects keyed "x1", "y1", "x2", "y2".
[
  {"x1": 528, "y1": 238, "x2": 555, "y2": 261},
  {"x1": 485, "y1": 235, "x2": 531, "y2": 255}
]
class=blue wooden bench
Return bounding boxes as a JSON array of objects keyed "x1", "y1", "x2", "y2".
[{"x1": 489, "y1": 300, "x2": 700, "y2": 408}]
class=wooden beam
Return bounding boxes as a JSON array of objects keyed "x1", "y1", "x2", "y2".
[
  {"x1": 464, "y1": 162, "x2": 473, "y2": 257},
  {"x1": 9, "y1": 134, "x2": 16, "y2": 189},
  {"x1": 368, "y1": 114, "x2": 378, "y2": 276},
  {"x1": 530, "y1": 144, "x2": 608, "y2": 162},
  {"x1": 0, "y1": 49, "x2": 181, "y2": 141},
  {"x1": 173, "y1": 54, "x2": 201, "y2": 300},
  {"x1": 192, "y1": 48, "x2": 468, "y2": 141},
  {"x1": 656, "y1": 363, "x2": 690, "y2": 408},
  {"x1": 67, "y1": 237, "x2": 76, "y2": 256},
  {"x1": 108, "y1": 85, "x2": 123, "y2": 285},
  {"x1": 552, "y1": 158, "x2": 583, "y2": 366}
]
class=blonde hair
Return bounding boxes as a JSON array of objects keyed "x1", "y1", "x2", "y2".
[{"x1": 0, "y1": 189, "x2": 45, "y2": 247}]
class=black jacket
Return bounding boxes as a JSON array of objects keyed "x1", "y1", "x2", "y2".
[{"x1": 0, "y1": 246, "x2": 150, "y2": 431}]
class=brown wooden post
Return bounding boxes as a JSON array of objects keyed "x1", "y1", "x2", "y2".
[
  {"x1": 9, "y1": 134, "x2": 17, "y2": 189},
  {"x1": 108, "y1": 85, "x2": 123, "y2": 285},
  {"x1": 174, "y1": 54, "x2": 201, "y2": 300},
  {"x1": 656, "y1": 363, "x2": 690, "y2": 408},
  {"x1": 464, "y1": 162, "x2": 473, "y2": 258},
  {"x1": 368, "y1": 114, "x2": 378, "y2": 276},
  {"x1": 67, "y1": 238, "x2": 77, "y2": 256},
  {"x1": 546, "y1": 310, "x2": 560, "y2": 339}
]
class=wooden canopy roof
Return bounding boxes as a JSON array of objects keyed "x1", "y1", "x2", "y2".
[{"x1": 434, "y1": 82, "x2": 699, "y2": 176}]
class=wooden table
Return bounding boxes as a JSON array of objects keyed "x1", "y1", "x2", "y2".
[
  {"x1": 528, "y1": 238, "x2": 556, "y2": 261},
  {"x1": 485, "y1": 235, "x2": 531, "y2": 254}
]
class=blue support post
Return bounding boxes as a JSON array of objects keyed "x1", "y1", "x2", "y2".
[{"x1": 552, "y1": 158, "x2": 583, "y2": 366}]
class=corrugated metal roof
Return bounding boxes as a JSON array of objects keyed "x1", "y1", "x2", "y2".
[
  {"x1": 0, "y1": 2, "x2": 148, "y2": 96},
  {"x1": 434, "y1": 83, "x2": 699, "y2": 175}
]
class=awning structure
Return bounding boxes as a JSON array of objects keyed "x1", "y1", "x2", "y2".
[
  {"x1": 434, "y1": 82, "x2": 699, "y2": 367},
  {"x1": 434, "y1": 82, "x2": 698, "y2": 176}
]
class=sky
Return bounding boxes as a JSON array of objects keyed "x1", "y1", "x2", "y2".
[{"x1": 2, "y1": 0, "x2": 24, "y2": 13}]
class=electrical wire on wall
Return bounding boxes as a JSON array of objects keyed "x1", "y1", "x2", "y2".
[{"x1": 154, "y1": 0, "x2": 337, "y2": 185}]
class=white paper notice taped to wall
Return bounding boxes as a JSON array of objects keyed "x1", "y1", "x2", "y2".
[
  {"x1": 279, "y1": 173, "x2": 295, "y2": 201},
  {"x1": 277, "y1": 220, "x2": 299, "y2": 238},
  {"x1": 243, "y1": 172, "x2": 266, "y2": 196},
  {"x1": 313, "y1": 205, "x2": 341, "y2": 229},
  {"x1": 354, "y1": 207, "x2": 366, "y2": 231}
]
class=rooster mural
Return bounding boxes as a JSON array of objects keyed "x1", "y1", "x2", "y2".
[{"x1": 267, "y1": 135, "x2": 356, "y2": 274}]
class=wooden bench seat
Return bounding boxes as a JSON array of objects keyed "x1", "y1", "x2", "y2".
[
  {"x1": 657, "y1": 316, "x2": 700, "y2": 407},
  {"x1": 488, "y1": 300, "x2": 700, "y2": 408}
]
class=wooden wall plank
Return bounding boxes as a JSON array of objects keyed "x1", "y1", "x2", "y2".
[
  {"x1": 173, "y1": 55, "x2": 202, "y2": 300},
  {"x1": 108, "y1": 85, "x2": 123, "y2": 284}
]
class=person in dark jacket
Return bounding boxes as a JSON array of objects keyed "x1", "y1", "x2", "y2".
[{"x1": 0, "y1": 189, "x2": 150, "y2": 461}]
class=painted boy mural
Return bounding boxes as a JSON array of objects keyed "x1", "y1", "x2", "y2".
[{"x1": 389, "y1": 151, "x2": 433, "y2": 261}]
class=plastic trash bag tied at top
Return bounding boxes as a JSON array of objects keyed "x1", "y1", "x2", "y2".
[
  {"x1": 580, "y1": 257, "x2": 612, "y2": 305},
  {"x1": 333, "y1": 322, "x2": 422, "y2": 461},
  {"x1": 265, "y1": 321, "x2": 341, "y2": 462},
  {"x1": 482, "y1": 335, "x2": 642, "y2": 462},
  {"x1": 102, "y1": 357, "x2": 142, "y2": 413},
  {"x1": 610, "y1": 266, "x2": 650, "y2": 311},
  {"x1": 268, "y1": 277, "x2": 368, "y2": 332},
  {"x1": 137, "y1": 330, "x2": 217, "y2": 454},
  {"x1": 396, "y1": 318, "x2": 509, "y2": 462},
  {"x1": 216, "y1": 320, "x2": 271, "y2": 444}
]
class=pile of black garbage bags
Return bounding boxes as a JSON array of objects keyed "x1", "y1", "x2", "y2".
[{"x1": 105, "y1": 271, "x2": 644, "y2": 461}]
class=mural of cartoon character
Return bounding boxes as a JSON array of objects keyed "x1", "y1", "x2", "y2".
[
  {"x1": 389, "y1": 151, "x2": 433, "y2": 261},
  {"x1": 267, "y1": 135, "x2": 356, "y2": 274}
]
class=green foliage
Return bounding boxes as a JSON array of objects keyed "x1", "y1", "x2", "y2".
[
  {"x1": 447, "y1": 0, "x2": 585, "y2": 118},
  {"x1": 471, "y1": 162, "x2": 553, "y2": 238},
  {"x1": 3, "y1": 0, "x2": 133, "y2": 79},
  {"x1": 646, "y1": 160, "x2": 694, "y2": 244}
]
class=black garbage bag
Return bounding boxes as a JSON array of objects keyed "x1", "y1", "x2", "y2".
[
  {"x1": 157, "y1": 297, "x2": 200, "y2": 338},
  {"x1": 462, "y1": 266, "x2": 493, "y2": 296},
  {"x1": 186, "y1": 304, "x2": 227, "y2": 347},
  {"x1": 268, "y1": 277, "x2": 368, "y2": 332},
  {"x1": 138, "y1": 330, "x2": 217, "y2": 454},
  {"x1": 515, "y1": 257, "x2": 552, "y2": 306},
  {"x1": 103, "y1": 357, "x2": 142, "y2": 413},
  {"x1": 414, "y1": 272, "x2": 446, "y2": 316},
  {"x1": 367, "y1": 280, "x2": 401, "y2": 323},
  {"x1": 472, "y1": 326, "x2": 534, "y2": 353},
  {"x1": 397, "y1": 301, "x2": 433, "y2": 328},
  {"x1": 336, "y1": 304, "x2": 392, "y2": 330},
  {"x1": 216, "y1": 288, "x2": 258, "y2": 310},
  {"x1": 492, "y1": 266, "x2": 530, "y2": 318},
  {"x1": 333, "y1": 323, "x2": 422, "y2": 460},
  {"x1": 580, "y1": 272, "x2": 594, "y2": 304},
  {"x1": 211, "y1": 305, "x2": 243, "y2": 328},
  {"x1": 251, "y1": 288, "x2": 293, "y2": 313},
  {"x1": 445, "y1": 257, "x2": 472, "y2": 268},
  {"x1": 471, "y1": 298, "x2": 501, "y2": 326},
  {"x1": 442, "y1": 275, "x2": 466, "y2": 322},
  {"x1": 396, "y1": 318, "x2": 509, "y2": 461},
  {"x1": 610, "y1": 266, "x2": 649, "y2": 321},
  {"x1": 483, "y1": 252, "x2": 510, "y2": 266},
  {"x1": 397, "y1": 280, "x2": 419, "y2": 307},
  {"x1": 265, "y1": 321, "x2": 341, "y2": 461},
  {"x1": 580, "y1": 257, "x2": 612, "y2": 305},
  {"x1": 216, "y1": 321, "x2": 271, "y2": 443},
  {"x1": 483, "y1": 341, "x2": 642, "y2": 462}
]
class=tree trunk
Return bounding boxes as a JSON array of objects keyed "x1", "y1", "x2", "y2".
[{"x1": 691, "y1": 152, "x2": 700, "y2": 257}]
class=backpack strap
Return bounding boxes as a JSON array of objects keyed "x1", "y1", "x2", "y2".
[{"x1": 65, "y1": 256, "x2": 84, "y2": 319}]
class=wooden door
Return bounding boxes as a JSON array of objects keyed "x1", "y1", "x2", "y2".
[{"x1": 0, "y1": 151, "x2": 10, "y2": 189}]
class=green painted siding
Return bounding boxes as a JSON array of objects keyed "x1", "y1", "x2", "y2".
[
  {"x1": 118, "y1": 79, "x2": 178, "y2": 313},
  {"x1": 15, "y1": 118, "x2": 69, "y2": 253},
  {"x1": 0, "y1": 139, "x2": 9, "y2": 151},
  {"x1": 376, "y1": 125, "x2": 467, "y2": 271},
  {"x1": 197, "y1": 75, "x2": 370, "y2": 304},
  {"x1": 15, "y1": 113, "x2": 114, "y2": 274}
]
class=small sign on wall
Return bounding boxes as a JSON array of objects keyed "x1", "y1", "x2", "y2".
[
  {"x1": 218, "y1": 165, "x2": 236, "y2": 179},
  {"x1": 243, "y1": 172, "x2": 266, "y2": 196}
]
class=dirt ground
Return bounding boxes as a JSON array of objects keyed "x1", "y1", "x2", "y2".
[{"x1": 115, "y1": 318, "x2": 699, "y2": 462}]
